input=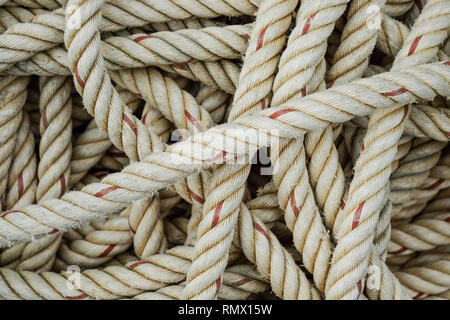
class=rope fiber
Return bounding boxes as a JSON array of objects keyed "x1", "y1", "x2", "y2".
[{"x1": 0, "y1": 0, "x2": 448, "y2": 300}]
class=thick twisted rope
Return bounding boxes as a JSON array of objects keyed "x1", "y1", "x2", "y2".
[
  {"x1": 0, "y1": 61, "x2": 447, "y2": 246},
  {"x1": 37, "y1": 76, "x2": 72, "y2": 201},
  {"x1": 269, "y1": 0, "x2": 350, "y2": 293},
  {"x1": 0, "y1": 76, "x2": 28, "y2": 209},
  {"x1": 0, "y1": 13, "x2": 251, "y2": 73},
  {"x1": 0, "y1": 246, "x2": 268, "y2": 299},
  {"x1": 183, "y1": 0, "x2": 299, "y2": 300},
  {"x1": 5, "y1": 112, "x2": 36, "y2": 210}
]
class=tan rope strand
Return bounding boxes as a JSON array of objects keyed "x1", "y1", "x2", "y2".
[
  {"x1": 270, "y1": 0, "x2": 350, "y2": 292},
  {"x1": 0, "y1": 76, "x2": 28, "y2": 209}
]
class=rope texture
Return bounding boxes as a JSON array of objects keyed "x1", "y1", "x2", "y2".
[{"x1": 0, "y1": 0, "x2": 448, "y2": 301}]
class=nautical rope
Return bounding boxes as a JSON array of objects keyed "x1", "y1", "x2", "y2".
[
  {"x1": 0, "y1": 0, "x2": 448, "y2": 301},
  {"x1": 325, "y1": 0, "x2": 450, "y2": 300},
  {"x1": 0, "y1": 76, "x2": 28, "y2": 209},
  {"x1": 183, "y1": 0, "x2": 299, "y2": 299},
  {"x1": 0, "y1": 61, "x2": 447, "y2": 245},
  {"x1": 0, "y1": 15, "x2": 251, "y2": 73}
]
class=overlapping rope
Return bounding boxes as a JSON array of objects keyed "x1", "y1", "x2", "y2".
[{"x1": 0, "y1": 0, "x2": 448, "y2": 300}]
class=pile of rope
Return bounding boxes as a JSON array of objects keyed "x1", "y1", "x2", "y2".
[{"x1": 0, "y1": 0, "x2": 448, "y2": 300}]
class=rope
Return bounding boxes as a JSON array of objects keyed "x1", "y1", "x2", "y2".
[
  {"x1": 0, "y1": 61, "x2": 446, "y2": 242},
  {"x1": 325, "y1": 0, "x2": 450, "y2": 300},
  {"x1": 0, "y1": 0, "x2": 448, "y2": 301},
  {"x1": 183, "y1": 0, "x2": 299, "y2": 299}
]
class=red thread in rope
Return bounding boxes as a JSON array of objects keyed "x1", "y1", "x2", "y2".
[
  {"x1": 187, "y1": 186, "x2": 205, "y2": 204},
  {"x1": 408, "y1": 35, "x2": 422, "y2": 56},
  {"x1": 215, "y1": 278, "x2": 221, "y2": 296},
  {"x1": 327, "y1": 80, "x2": 335, "y2": 89},
  {"x1": 256, "y1": 27, "x2": 267, "y2": 50},
  {"x1": 301, "y1": 13, "x2": 317, "y2": 35},
  {"x1": 423, "y1": 179, "x2": 444, "y2": 190},
  {"x1": 413, "y1": 292, "x2": 424, "y2": 299},
  {"x1": 301, "y1": 87, "x2": 307, "y2": 97},
  {"x1": 67, "y1": 293, "x2": 88, "y2": 300},
  {"x1": 253, "y1": 222, "x2": 270, "y2": 241},
  {"x1": 207, "y1": 151, "x2": 227, "y2": 163},
  {"x1": 60, "y1": 174, "x2": 66, "y2": 196},
  {"x1": 260, "y1": 99, "x2": 266, "y2": 110},
  {"x1": 400, "y1": 105, "x2": 409, "y2": 123},
  {"x1": 93, "y1": 186, "x2": 118, "y2": 198},
  {"x1": 357, "y1": 280, "x2": 362, "y2": 297},
  {"x1": 382, "y1": 87, "x2": 407, "y2": 97},
  {"x1": 123, "y1": 114, "x2": 137, "y2": 133},
  {"x1": 352, "y1": 201, "x2": 365, "y2": 230},
  {"x1": 1, "y1": 210, "x2": 19, "y2": 218},
  {"x1": 42, "y1": 110, "x2": 48, "y2": 128},
  {"x1": 269, "y1": 108, "x2": 295, "y2": 119},
  {"x1": 172, "y1": 63, "x2": 186, "y2": 71},
  {"x1": 290, "y1": 192, "x2": 300, "y2": 217},
  {"x1": 232, "y1": 278, "x2": 252, "y2": 287},
  {"x1": 48, "y1": 228, "x2": 59, "y2": 235},
  {"x1": 211, "y1": 201, "x2": 224, "y2": 228},
  {"x1": 17, "y1": 173, "x2": 24, "y2": 198},
  {"x1": 98, "y1": 244, "x2": 115, "y2": 257},
  {"x1": 390, "y1": 247, "x2": 407, "y2": 255},
  {"x1": 414, "y1": 0, "x2": 423, "y2": 12},
  {"x1": 141, "y1": 112, "x2": 148, "y2": 124},
  {"x1": 75, "y1": 65, "x2": 84, "y2": 88},
  {"x1": 129, "y1": 261, "x2": 148, "y2": 270},
  {"x1": 133, "y1": 35, "x2": 152, "y2": 43},
  {"x1": 185, "y1": 110, "x2": 203, "y2": 132}
]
